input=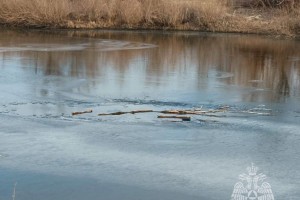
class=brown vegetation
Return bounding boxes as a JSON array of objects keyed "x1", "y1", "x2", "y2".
[
  {"x1": 0, "y1": 0, "x2": 299, "y2": 35},
  {"x1": 233, "y1": 0, "x2": 298, "y2": 8}
]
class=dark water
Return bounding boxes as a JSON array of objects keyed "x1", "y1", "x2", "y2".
[{"x1": 0, "y1": 30, "x2": 299, "y2": 200}]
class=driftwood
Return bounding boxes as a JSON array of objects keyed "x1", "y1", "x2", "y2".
[
  {"x1": 98, "y1": 110, "x2": 153, "y2": 116},
  {"x1": 72, "y1": 109, "x2": 93, "y2": 116},
  {"x1": 157, "y1": 115, "x2": 191, "y2": 121},
  {"x1": 160, "y1": 110, "x2": 198, "y2": 115},
  {"x1": 131, "y1": 110, "x2": 154, "y2": 114},
  {"x1": 160, "y1": 109, "x2": 227, "y2": 115},
  {"x1": 72, "y1": 106, "x2": 272, "y2": 122},
  {"x1": 98, "y1": 111, "x2": 128, "y2": 116},
  {"x1": 71, "y1": 106, "x2": 272, "y2": 123},
  {"x1": 98, "y1": 108, "x2": 228, "y2": 117}
]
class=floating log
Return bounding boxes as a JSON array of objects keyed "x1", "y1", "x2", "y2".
[
  {"x1": 98, "y1": 108, "x2": 228, "y2": 117},
  {"x1": 131, "y1": 110, "x2": 153, "y2": 114},
  {"x1": 160, "y1": 109, "x2": 227, "y2": 115},
  {"x1": 157, "y1": 115, "x2": 191, "y2": 121},
  {"x1": 72, "y1": 109, "x2": 93, "y2": 116},
  {"x1": 98, "y1": 110, "x2": 153, "y2": 116},
  {"x1": 98, "y1": 111, "x2": 128, "y2": 116},
  {"x1": 160, "y1": 110, "x2": 198, "y2": 115}
]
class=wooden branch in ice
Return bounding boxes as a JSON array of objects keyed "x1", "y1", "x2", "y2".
[
  {"x1": 72, "y1": 109, "x2": 93, "y2": 116},
  {"x1": 97, "y1": 108, "x2": 228, "y2": 116},
  {"x1": 98, "y1": 110, "x2": 153, "y2": 116},
  {"x1": 157, "y1": 115, "x2": 191, "y2": 121}
]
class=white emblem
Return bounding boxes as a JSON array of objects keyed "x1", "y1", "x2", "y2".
[{"x1": 231, "y1": 163, "x2": 274, "y2": 200}]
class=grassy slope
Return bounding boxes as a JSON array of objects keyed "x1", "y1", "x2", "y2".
[{"x1": 0, "y1": 0, "x2": 299, "y2": 36}]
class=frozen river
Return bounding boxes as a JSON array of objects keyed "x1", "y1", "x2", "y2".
[{"x1": 0, "y1": 30, "x2": 299, "y2": 200}]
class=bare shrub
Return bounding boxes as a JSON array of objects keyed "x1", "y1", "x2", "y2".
[
  {"x1": 69, "y1": 0, "x2": 110, "y2": 21},
  {"x1": 0, "y1": 0, "x2": 70, "y2": 26},
  {"x1": 118, "y1": 0, "x2": 143, "y2": 25}
]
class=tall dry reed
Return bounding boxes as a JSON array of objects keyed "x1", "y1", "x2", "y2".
[
  {"x1": 0, "y1": 0, "x2": 227, "y2": 28},
  {"x1": 0, "y1": 0, "x2": 299, "y2": 36}
]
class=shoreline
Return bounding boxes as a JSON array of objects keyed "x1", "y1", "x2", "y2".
[{"x1": 1, "y1": 23, "x2": 299, "y2": 39}]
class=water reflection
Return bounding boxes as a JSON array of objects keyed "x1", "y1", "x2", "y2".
[
  {"x1": 0, "y1": 30, "x2": 300, "y2": 200},
  {"x1": 0, "y1": 30, "x2": 300, "y2": 103}
]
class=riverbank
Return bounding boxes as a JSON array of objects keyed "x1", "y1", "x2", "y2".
[{"x1": 0, "y1": 0, "x2": 299, "y2": 36}]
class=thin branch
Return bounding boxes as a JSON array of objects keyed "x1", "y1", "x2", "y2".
[{"x1": 72, "y1": 109, "x2": 93, "y2": 116}]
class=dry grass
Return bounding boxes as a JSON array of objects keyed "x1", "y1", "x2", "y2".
[{"x1": 0, "y1": 0, "x2": 299, "y2": 36}]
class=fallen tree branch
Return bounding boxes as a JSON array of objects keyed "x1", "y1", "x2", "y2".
[
  {"x1": 157, "y1": 115, "x2": 191, "y2": 121},
  {"x1": 160, "y1": 108, "x2": 227, "y2": 115},
  {"x1": 72, "y1": 109, "x2": 93, "y2": 116},
  {"x1": 160, "y1": 110, "x2": 198, "y2": 115},
  {"x1": 98, "y1": 111, "x2": 128, "y2": 116},
  {"x1": 98, "y1": 108, "x2": 228, "y2": 116},
  {"x1": 131, "y1": 110, "x2": 154, "y2": 114},
  {"x1": 98, "y1": 110, "x2": 153, "y2": 116}
]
